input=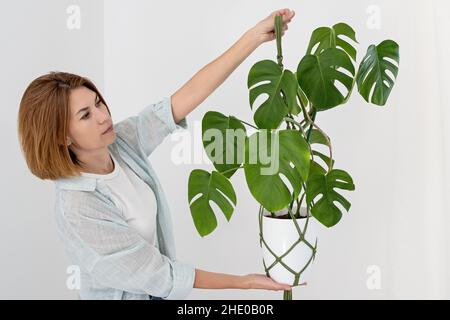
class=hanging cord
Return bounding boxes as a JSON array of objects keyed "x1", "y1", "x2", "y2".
[{"x1": 257, "y1": 14, "x2": 318, "y2": 301}]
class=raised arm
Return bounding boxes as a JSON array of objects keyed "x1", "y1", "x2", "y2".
[{"x1": 170, "y1": 8, "x2": 296, "y2": 123}]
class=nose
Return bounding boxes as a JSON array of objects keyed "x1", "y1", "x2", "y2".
[{"x1": 95, "y1": 107, "x2": 110, "y2": 123}]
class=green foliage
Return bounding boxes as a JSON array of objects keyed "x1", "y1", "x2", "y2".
[
  {"x1": 243, "y1": 130, "x2": 310, "y2": 212},
  {"x1": 187, "y1": 15, "x2": 399, "y2": 235},
  {"x1": 356, "y1": 40, "x2": 400, "y2": 106},
  {"x1": 188, "y1": 170, "x2": 236, "y2": 237}
]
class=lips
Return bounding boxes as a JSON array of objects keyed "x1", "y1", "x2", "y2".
[{"x1": 102, "y1": 124, "x2": 113, "y2": 134}]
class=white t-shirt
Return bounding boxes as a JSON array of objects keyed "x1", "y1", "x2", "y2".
[{"x1": 80, "y1": 152, "x2": 158, "y2": 246}]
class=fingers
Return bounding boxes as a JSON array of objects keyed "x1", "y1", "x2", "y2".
[
  {"x1": 274, "y1": 284, "x2": 292, "y2": 291},
  {"x1": 291, "y1": 281, "x2": 307, "y2": 288},
  {"x1": 274, "y1": 8, "x2": 294, "y2": 35},
  {"x1": 269, "y1": 30, "x2": 285, "y2": 40},
  {"x1": 273, "y1": 8, "x2": 291, "y2": 17},
  {"x1": 253, "y1": 274, "x2": 294, "y2": 291},
  {"x1": 270, "y1": 279, "x2": 293, "y2": 291},
  {"x1": 271, "y1": 23, "x2": 288, "y2": 36},
  {"x1": 274, "y1": 280, "x2": 307, "y2": 290},
  {"x1": 273, "y1": 8, "x2": 295, "y2": 23},
  {"x1": 267, "y1": 282, "x2": 290, "y2": 291},
  {"x1": 284, "y1": 10, "x2": 295, "y2": 23},
  {"x1": 288, "y1": 10, "x2": 295, "y2": 22}
]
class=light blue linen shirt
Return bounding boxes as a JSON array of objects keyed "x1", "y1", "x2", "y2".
[{"x1": 54, "y1": 96, "x2": 195, "y2": 300}]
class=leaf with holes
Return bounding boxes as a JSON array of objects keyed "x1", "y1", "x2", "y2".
[
  {"x1": 312, "y1": 150, "x2": 334, "y2": 171},
  {"x1": 293, "y1": 72, "x2": 308, "y2": 114},
  {"x1": 309, "y1": 159, "x2": 327, "y2": 177},
  {"x1": 248, "y1": 60, "x2": 299, "y2": 129},
  {"x1": 244, "y1": 130, "x2": 310, "y2": 212},
  {"x1": 202, "y1": 111, "x2": 247, "y2": 178},
  {"x1": 356, "y1": 40, "x2": 399, "y2": 106},
  {"x1": 308, "y1": 129, "x2": 334, "y2": 171},
  {"x1": 306, "y1": 169, "x2": 355, "y2": 227},
  {"x1": 307, "y1": 23, "x2": 358, "y2": 61},
  {"x1": 297, "y1": 48, "x2": 355, "y2": 110},
  {"x1": 188, "y1": 170, "x2": 237, "y2": 237},
  {"x1": 297, "y1": 86, "x2": 308, "y2": 111},
  {"x1": 309, "y1": 128, "x2": 329, "y2": 146}
]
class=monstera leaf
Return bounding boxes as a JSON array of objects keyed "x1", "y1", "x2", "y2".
[
  {"x1": 309, "y1": 159, "x2": 327, "y2": 177},
  {"x1": 308, "y1": 129, "x2": 334, "y2": 171},
  {"x1": 293, "y1": 72, "x2": 308, "y2": 114},
  {"x1": 202, "y1": 111, "x2": 247, "y2": 178},
  {"x1": 356, "y1": 40, "x2": 400, "y2": 106},
  {"x1": 306, "y1": 169, "x2": 355, "y2": 227},
  {"x1": 244, "y1": 130, "x2": 310, "y2": 212},
  {"x1": 248, "y1": 60, "x2": 299, "y2": 129},
  {"x1": 307, "y1": 23, "x2": 358, "y2": 61},
  {"x1": 297, "y1": 86, "x2": 308, "y2": 111},
  {"x1": 312, "y1": 150, "x2": 334, "y2": 171},
  {"x1": 297, "y1": 48, "x2": 355, "y2": 110},
  {"x1": 309, "y1": 129, "x2": 329, "y2": 144},
  {"x1": 188, "y1": 170, "x2": 237, "y2": 237}
]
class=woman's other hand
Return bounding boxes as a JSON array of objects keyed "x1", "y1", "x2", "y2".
[{"x1": 242, "y1": 273, "x2": 305, "y2": 291}]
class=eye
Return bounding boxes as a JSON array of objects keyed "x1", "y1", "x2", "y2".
[{"x1": 81, "y1": 97, "x2": 101, "y2": 119}]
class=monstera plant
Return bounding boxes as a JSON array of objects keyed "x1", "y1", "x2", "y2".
[{"x1": 187, "y1": 16, "x2": 399, "y2": 300}]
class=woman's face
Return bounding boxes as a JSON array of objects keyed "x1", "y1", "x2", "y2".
[{"x1": 66, "y1": 86, "x2": 116, "y2": 151}]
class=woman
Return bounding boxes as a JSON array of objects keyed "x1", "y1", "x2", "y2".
[{"x1": 17, "y1": 9, "x2": 297, "y2": 300}]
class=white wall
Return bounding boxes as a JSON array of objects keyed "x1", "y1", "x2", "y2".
[
  {"x1": 0, "y1": 0, "x2": 104, "y2": 299},
  {"x1": 104, "y1": 0, "x2": 450, "y2": 299},
  {"x1": 1, "y1": 0, "x2": 448, "y2": 299}
]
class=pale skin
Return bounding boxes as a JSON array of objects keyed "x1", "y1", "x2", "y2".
[{"x1": 67, "y1": 8, "x2": 304, "y2": 292}]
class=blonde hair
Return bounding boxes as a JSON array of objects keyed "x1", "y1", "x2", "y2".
[{"x1": 17, "y1": 71, "x2": 111, "y2": 180}]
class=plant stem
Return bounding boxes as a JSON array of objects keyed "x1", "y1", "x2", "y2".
[
  {"x1": 295, "y1": 197, "x2": 300, "y2": 218},
  {"x1": 233, "y1": 117, "x2": 258, "y2": 129},
  {"x1": 219, "y1": 165, "x2": 244, "y2": 176},
  {"x1": 289, "y1": 194, "x2": 294, "y2": 211},
  {"x1": 296, "y1": 193, "x2": 305, "y2": 218},
  {"x1": 298, "y1": 101, "x2": 334, "y2": 169},
  {"x1": 306, "y1": 106, "x2": 317, "y2": 142},
  {"x1": 284, "y1": 117, "x2": 307, "y2": 137}
]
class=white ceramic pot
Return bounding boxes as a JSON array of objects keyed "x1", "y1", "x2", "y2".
[{"x1": 260, "y1": 206, "x2": 317, "y2": 285}]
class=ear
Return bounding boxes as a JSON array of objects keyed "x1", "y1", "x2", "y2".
[{"x1": 66, "y1": 138, "x2": 72, "y2": 146}]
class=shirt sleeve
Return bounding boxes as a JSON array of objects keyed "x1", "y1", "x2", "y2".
[
  {"x1": 112, "y1": 95, "x2": 188, "y2": 158},
  {"x1": 60, "y1": 191, "x2": 195, "y2": 299},
  {"x1": 136, "y1": 95, "x2": 188, "y2": 157}
]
